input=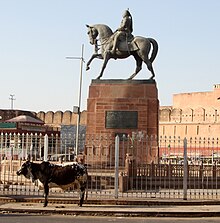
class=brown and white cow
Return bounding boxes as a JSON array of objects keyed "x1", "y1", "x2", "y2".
[{"x1": 17, "y1": 161, "x2": 88, "y2": 207}]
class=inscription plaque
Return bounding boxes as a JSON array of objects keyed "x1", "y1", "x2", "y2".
[{"x1": 105, "y1": 111, "x2": 138, "y2": 129}]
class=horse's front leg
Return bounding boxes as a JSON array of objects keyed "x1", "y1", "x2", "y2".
[
  {"x1": 43, "y1": 183, "x2": 49, "y2": 207},
  {"x1": 97, "y1": 53, "x2": 110, "y2": 79},
  {"x1": 86, "y1": 53, "x2": 103, "y2": 71}
]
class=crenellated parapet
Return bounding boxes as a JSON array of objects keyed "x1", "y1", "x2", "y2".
[
  {"x1": 36, "y1": 110, "x2": 87, "y2": 126},
  {"x1": 159, "y1": 107, "x2": 220, "y2": 123}
]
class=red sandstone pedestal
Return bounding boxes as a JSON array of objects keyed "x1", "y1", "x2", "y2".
[{"x1": 85, "y1": 79, "x2": 159, "y2": 165}]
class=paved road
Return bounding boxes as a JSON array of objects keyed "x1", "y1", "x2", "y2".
[
  {"x1": 1, "y1": 214, "x2": 220, "y2": 223},
  {"x1": 2, "y1": 201, "x2": 220, "y2": 218}
]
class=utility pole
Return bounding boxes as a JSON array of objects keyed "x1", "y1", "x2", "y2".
[
  {"x1": 9, "y1": 94, "x2": 16, "y2": 110},
  {"x1": 66, "y1": 44, "x2": 85, "y2": 157}
]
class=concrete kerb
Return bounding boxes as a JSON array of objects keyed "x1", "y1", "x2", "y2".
[
  {"x1": 1, "y1": 196, "x2": 220, "y2": 205},
  {"x1": 1, "y1": 197, "x2": 220, "y2": 217}
]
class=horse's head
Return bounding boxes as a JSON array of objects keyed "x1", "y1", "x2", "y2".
[{"x1": 86, "y1": 24, "x2": 98, "y2": 45}]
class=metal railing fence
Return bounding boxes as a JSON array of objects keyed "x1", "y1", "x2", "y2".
[{"x1": 1, "y1": 132, "x2": 220, "y2": 200}]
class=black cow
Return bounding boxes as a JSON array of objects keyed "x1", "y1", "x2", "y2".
[{"x1": 16, "y1": 161, "x2": 88, "y2": 207}]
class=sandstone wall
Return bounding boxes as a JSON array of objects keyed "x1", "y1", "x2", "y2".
[
  {"x1": 159, "y1": 107, "x2": 220, "y2": 138},
  {"x1": 173, "y1": 84, "x2": 220, "y2": 109},
  {"x1": 159, "y1": 107, "x2": 220, "y2": 123},
  {"x1": 36, "y1": 110, "x2": 87, "y2": 127}
]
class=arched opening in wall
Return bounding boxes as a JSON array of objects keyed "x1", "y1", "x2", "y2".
[
  {"x1": 185, "y1": 126, "x2": 187, "y2": 135},
  {"x1": 196, "y1": 126, "x2": 199, "y2": 135},
  {"x1": 174, "y1": 126, "x2": 176, "y2": 136}
]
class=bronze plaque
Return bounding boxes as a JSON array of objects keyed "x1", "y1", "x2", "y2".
[{"x1": 105, "y1": 111, "x2": 138, "y2": 129}]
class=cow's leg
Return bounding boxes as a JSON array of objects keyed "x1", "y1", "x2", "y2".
[
  {"x1": 79, "y1": 184, "x2": 86, "y2": 207},
  {"x1": 43, "y1": 184, "x2": 49, "y2": 207}
]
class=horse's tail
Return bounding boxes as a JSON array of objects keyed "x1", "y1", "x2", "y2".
[{"x1": 148, "y1": 38, "x2": 158, "y2": 63}]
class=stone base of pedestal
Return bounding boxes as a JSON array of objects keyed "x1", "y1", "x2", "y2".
[{"x1": 85, "y1": 79, "x2": 159, "y2": 165}]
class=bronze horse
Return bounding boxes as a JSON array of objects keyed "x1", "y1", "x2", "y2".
[{"x1": 86, "y1": 24, "x2": 158, "y2": 80}]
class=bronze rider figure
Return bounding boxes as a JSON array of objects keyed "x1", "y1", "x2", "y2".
[{"x1": 110, "y1": 10, "x2": 133, "y2": 56}]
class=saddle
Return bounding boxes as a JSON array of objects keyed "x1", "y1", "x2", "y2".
[
  {"x1": 110, "y1": 32, "x2": 139, "y2": 52},
  {"x1": 118, "y1": 39, "x2": 139, "y2": 52}
]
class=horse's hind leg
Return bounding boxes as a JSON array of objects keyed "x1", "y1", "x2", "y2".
[
  {"x1": 144, "y1": 58, "x2": 155, "y2": 79},
  {"x1": 138, "y1": 44, "x2": 156, "y2": 79},
  {"x1": 128, "y1": 56, "x2": 142, "y2": 80}
]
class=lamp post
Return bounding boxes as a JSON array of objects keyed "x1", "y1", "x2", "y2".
[
  {"x1": 66, "y1": 44, "x2": 85, "y2": 157},
  {"x1": 9, "y1": 94, "x2": 15, "y2": 110}
]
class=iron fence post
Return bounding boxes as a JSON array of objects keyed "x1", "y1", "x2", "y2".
[
  {"x1": 183, "y1": 137, "x2": 188, "y2": 200},
  {"x1": 115, "y1": 135, "x2": 119, "y2": 199},
  {"x1": 44, "y1": 134, "x2": 48, "y2": 161}
]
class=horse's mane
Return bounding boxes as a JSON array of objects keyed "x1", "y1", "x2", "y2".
[{"x1": 92, "y1": 24, "x2": 113, "y2": 38}]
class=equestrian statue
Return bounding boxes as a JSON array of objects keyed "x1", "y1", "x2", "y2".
[{"x1": 86, "y1": 10, "x2": 158, "y2": 80}]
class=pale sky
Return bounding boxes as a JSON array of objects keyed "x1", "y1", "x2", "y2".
[{"x1": 1, "y1": 0, "x2": 220, "y2": 112}]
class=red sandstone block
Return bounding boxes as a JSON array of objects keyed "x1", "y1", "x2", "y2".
[
  {"x1": 144, "y1": 85, "x2": 158, "y2": 98},
  {"x1": 87, "y1": 99, "x2": 96, "y2": 112},
  {"x1": 115, "y1": 98, "x2": 133, "y2": 103},
  {"x1": 138, "y1": 98, "x2": 149, "y2": 104},
  {"x1": 96, "y1": 102, "x2": 111, "y2": 106},
  {"x1": 96, "y1": 98, "x2": 114, "y2": 103},
  {"x1": 147, "y1": 127, "x2": 158, "y2": 135},
  {"x1": 96, "y1": 127, "x2": 105, "y2": 132},
  {"x1": 148, "y1": 116, "x2": 158, "y2": 127},
  {"x1": 96, "y1": 112, "x2": 105, "y2": 119},
  {"x1": 111, "y1": 105, "x2": 129, "y2": 110},
  {"x1": 88, "y1": 86, "x2": 100, "y2": 98},
  {"x1": 99, "y1": 86, "x2": 115, "y2": 97},
  {"x1": 136, "y1": 106, "x2": 148, "y2": 111},
  {"x1": 99, "y1": 85, "x2": 142, "y2": 98},
  {"x1": 96, "y1": 119, "x2": 105, "y2": 125},
  {"x1": 128, "y1": 104, "x2": 137, "y2": 110},
  {"x1": 96, "y1": 105, "x2": 104, "y2": 110},
  {"x1": 86, "y1": 114, "x2": 96, "y2": 124},
  {"x1": 86, "y1": 81, "x2": 158, "y2": 141},
  {"x1": 103, "y1": 105, "x2": 113, "y2": 110},
  {"x1": 138, "y1": 120, "x2": 148, "y2": 126},
  {"x1": 87, "y1": 127, "x2": 96, "y2": 133}
]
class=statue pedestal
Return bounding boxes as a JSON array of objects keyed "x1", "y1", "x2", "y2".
[{"x1": 85, "y1": 79, "x2": 159, "y2": 165}]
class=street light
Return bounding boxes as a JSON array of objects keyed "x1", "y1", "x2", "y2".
[
  {"x1": 66, "y1": 44, "x2": 85, "y2": 157},
  {"x1": 9, "y1": 94, "x2": 16, "y2": 110}
]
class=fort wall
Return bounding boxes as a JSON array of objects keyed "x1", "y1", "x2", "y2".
[
  {"x1": 1, "y1": 106, "x2": 219, "y2": 138},
  {"x1": 160, "y1": 84, "x2": 220, "y2": 138},
  {"x1": 159, "y1": 106, "x2": 220, "y2": 138},
  {"x1": 1, "y1": 85, "x2": 220, "y2": 139},
  {"x1": 36, "y1": 110, "x2": 87, "y2": 127},
  {"x1": 173, "y1": 84, "x2": 220, "y2": 109}
]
